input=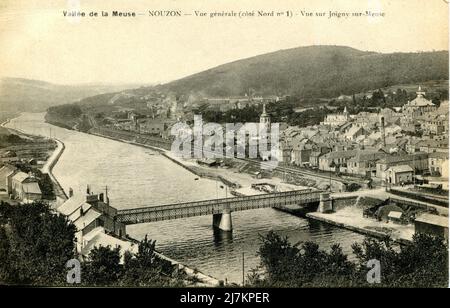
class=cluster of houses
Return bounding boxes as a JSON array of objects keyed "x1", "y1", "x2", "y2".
[
  {"x1": 55, "y1": 186, "x2": 136, "y2": 259},
  {"x1": 96, "y1": 86, "x2": 448, "y2": 189},
  {"x1": 0, "y1": 159, "x2": 136, "y2": 259},
  {"x1": 277, "y1": 87, "x2": 449, "y2": 187},
  {"x1": 102, "y1": 111, "x2": 177, "y2": 140},
  {"x1": 0, "y1": 165, "x2": 42, "y2": 202}
]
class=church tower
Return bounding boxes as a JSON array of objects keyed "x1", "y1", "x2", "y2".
[
  {"x1": 343, "y1": 106, "x2": 349, "y2": 120},
  {"x1": 259, "y1": 103, "x2": 271, "y2": 132}
]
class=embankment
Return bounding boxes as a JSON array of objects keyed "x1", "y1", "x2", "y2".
[
  {"x1": 306, "y1": 212, "x2": 411, "y2": 246},
  {"x1": 41, "y1": 139, "x2": 68, "y2": 204}
]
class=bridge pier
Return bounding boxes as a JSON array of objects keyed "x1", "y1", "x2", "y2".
[
  {"x1": 213, "y1": 205, "x2": 233, "y2": 232},
  {"x1": 318, "y1": 192, "x2": 333, "y2": 213}
]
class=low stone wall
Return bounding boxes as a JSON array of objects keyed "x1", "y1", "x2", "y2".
[
  {"x1": 332, "y1": 196, "x2": 385, "y2": 211},
  {"x1": 306, "y1": 212, "x2": 411, "y2": 246},
  {"x1": 43, "y1": 139, "x2": 68, "y2": 204},
  {"x1": 332, "y1": 196, "x2": 358, "y2": 211},
  {"x1": 389, "y1": 188, "x2": 449, "y2": 207}
]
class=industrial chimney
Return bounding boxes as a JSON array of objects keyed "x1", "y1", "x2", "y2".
[
  {"x1": 105, "y1": 186, "x2": 110, "y2": 205},
  {"x1": 380, "y1": 116, "x2": 386, "y2": 147},
  {"x1": 69, "y1": 187, "x2": 74, "y2": 198}
]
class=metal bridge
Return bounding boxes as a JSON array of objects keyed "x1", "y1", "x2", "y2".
[{"x1": 116, "y1": 189, "x2": 322, "y2": 225}]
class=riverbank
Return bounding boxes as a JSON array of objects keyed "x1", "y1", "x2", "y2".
[
  {"x1": 1, "y1": 119, "x2": 67, "y2": 204},
  {"x1": 274, "y1": 194, "x2": 413, "y2": 245},
  {"x1": 306, "y1": 207, "x2": 414, "y2": 245},
  {"x1": 41, "y1": 138, "x2": 68, "y2": 204}
]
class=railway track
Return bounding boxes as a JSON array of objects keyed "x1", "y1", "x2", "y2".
[{"x1": 237, "y1": 157, "x2": 367, "y2": 185}]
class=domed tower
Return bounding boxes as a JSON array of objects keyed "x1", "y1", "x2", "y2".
[{"x1": 416, "y1": 85, "x2": 426, "y2": 98}]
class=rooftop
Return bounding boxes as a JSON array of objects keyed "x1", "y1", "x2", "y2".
[
  {"x1": 73, "y1": 207, "x2": 102, "y2": 231},
  {"x1": 377, "y1": 152, "x2": 428, "y2": 164},
  {"x1": 57, "y1": 196, "x2": 89, "y2": 217},
  {"x1": 0, "y1": 165, "x2": 17, "y2": 178},
  {"x1": 348, "y1": 150, "x2": 383, "y2": 162},
  {"x1": 68, "y1": 202, "x2": 93, "y2": 221},
  {"x1": 428, "y1": 152, "x2": 449, "y2": 159},
  {"x1": 81, "y1": 229, "x2": 138, "y2": 261},
  {"x1": 388, "y1": 211, "x2": 403, "y2": 219},
  {"x1": 407, "y1": 96, "x2": 435, "y2": 107},
  {"x1": 415, "y1": 213, "x2": 448, "y2": 228},
  {"x1": 22, "y1": 182, "x2": 41, "y2": 195},
  {"x1": 322, "y1": 150, "x2": 359, "y2": 160},
  {"x1": 388, "y1": 165, "x2": 414, "y2": 173},
  {"x1": 12, "y1": 172, "x2": 30, "y2": 183}
]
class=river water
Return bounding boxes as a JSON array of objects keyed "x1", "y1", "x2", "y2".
[{"x1": 6, "y1": 113, "x2": 365, "y2": 283}]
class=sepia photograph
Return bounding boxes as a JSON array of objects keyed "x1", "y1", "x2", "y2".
[{"x1": 0, "y1": 0, "x2": 449, "y2": 296}]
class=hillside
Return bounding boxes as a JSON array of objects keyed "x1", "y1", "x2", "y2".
[
  {"x1": 154, "y1": 46, "x2": 448, "y2": 98},
  {"x1": 0, "y1": 78, "x2": 144, "y2": 113},
  {"x1": 43, "y1": 45, "x2": 449, "y2": 130}
]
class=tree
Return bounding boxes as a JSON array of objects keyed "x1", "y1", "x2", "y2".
[
  {"x1": 256, "y1": 231, "x2": 300, "y2": 284},
  {"x1": 0, "y1": 201, "x2": 188, "y2": 287},
  {"x1": 0, "y1": 227, "x2": 10, "y2": 282},
  {"x1": 0, "y1": 201, "x2": 76, "y2": 285},
  {"x1": 251, "y1": 231, "x2": 448, "y2": 287},
  {"x1": 122, "y1": 235, "x2": 185, "y2": 287},
  {"x1": 83, "y1": 245, "x2": 122, "y2": 286}
]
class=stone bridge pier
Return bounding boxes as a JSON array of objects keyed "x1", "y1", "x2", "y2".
[
  {"x1": 213, "y1": 203, "x2": 233, "y2": 232},
  {"x1": 318, "y1": 192, "x2": 333, "y2": 213}
]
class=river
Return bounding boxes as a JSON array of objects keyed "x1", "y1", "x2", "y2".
[{"x1": 6, "y1": 113, "x2": 365, "y2": 284}]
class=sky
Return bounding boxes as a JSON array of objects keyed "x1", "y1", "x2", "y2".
[{"x1": 0, "y1": 0, "x2": 448, "y2": 85}]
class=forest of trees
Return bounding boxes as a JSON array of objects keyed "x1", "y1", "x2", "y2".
[
  {"x1": 46, "y1": 104, "x2": 83, "y2": 119},
  {"x1": 45, "y1": 104, "x2": 84, "y2": 130},
  {"x1": 248, "y1": 231, "x2": 448, "y2": 287},
  {"x1": 157, "y1": 46, "x2": 448, "y2": 98}
]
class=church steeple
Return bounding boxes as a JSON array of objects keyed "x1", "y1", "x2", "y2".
[
  {"x1": 260, "y1": 103, "x2": 271, "y2": 130},
  {"x1": 261, "y1": 103, "x2": 268, "y2": 117}
]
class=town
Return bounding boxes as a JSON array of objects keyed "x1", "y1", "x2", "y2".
[
  {"x1": 40, "y1": 82, "x2": 449, "y2": 247},
  {"x1": 74, "y1": 85, "x2": 448, "y2": 192}
]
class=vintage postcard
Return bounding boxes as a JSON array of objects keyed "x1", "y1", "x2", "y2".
[{"x1": 0, "y1": 0, "x2": 448, "y2": 295}]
